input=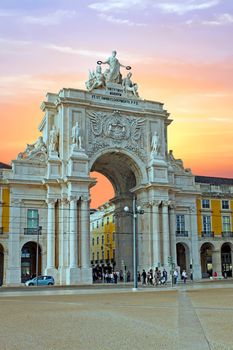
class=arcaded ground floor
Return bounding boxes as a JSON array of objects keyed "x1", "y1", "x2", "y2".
[{"x1": 0, "y1": 282, "x2": 233, "y2": 350}]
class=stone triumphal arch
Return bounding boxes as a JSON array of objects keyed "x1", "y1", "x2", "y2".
[{"x1": 4, "y1": 51, "x2": 201, "y2": 285}]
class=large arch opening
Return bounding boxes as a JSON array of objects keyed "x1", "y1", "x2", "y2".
[
  {"x1": 21, "y1": 242, "x2": 41, "y2": 282},
  {"x1": 90, "y1": 150, "x2": 142, "y2": 278},
  {"x1": 221, "y1": 243, "x2": 232, "y2": 277},
  {"x1": 0, "y1": 244, "x2": 4, "y2": 286},
  {"x1": 200, "y1": 242, "x2": 214, "y2": 278}
]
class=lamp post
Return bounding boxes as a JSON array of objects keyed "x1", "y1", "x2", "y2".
[
  {"x1": 36, "y1": 226, "x2": 42, "y2": 287},
  {"x1": 124, "y1": 196, "x2": 144, "y2": 291}
]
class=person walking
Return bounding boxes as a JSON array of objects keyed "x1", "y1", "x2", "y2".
[
  {"x1": 182, "y1": 270, "x2": 187, "y2": 284},
  {"x1": 142, "y1": 269, "x2": 147, "y2": 285},
  {"x1": 173, "y1": 269, "x2": 178, "y2": 285}
]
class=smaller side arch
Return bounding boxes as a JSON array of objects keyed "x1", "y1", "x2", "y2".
[
  {"x1": 21, "y1": 241, "x2": 42, "y2": 282},
  {"x1": 0, "y1": 243, "x2": 4, "y2": 286},
  {"x1": 221, "y1": 242, "x2": 232, "y2": 277},
  {"x1": 200, "y1": 242, "x2": 215, "y2": 278}
]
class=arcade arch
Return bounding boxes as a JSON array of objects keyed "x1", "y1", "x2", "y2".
[
  {"x1": 176, "y1": 243, "x2": 190, "y2": 274},
  {"x1": 200, "y1": 242, "x2": 214, "y2": 278},
  {"x1": 221, "y1": 242, "x2": 232, "y2": 277},
  {"x1": 21, "y1": 241, "x2": 42, "y2": 282}
]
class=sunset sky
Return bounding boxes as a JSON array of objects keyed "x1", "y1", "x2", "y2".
[{"x1": 0, "y1": 0, "x2": 232, "y2": 206}]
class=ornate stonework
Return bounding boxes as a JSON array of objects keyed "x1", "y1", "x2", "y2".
[{"x1": 87, "y1": 110, "x2": 145, "y2": 160}]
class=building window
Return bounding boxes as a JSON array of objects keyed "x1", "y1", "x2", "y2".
[
  {"x1": 92, "y1": 252, "x2": 94, "y2": 261},
  {"x1": 97, "y1": 252, "x2": 99, "y2": 261},
  {"x1": 101, "y1": 218, "x2": 104, "y2": 227},
  {"x1": 101, "y1": 235, "x2": 104, "y2": 245},
  {"x1": 92, "y1": 238, "x2": 94, "y2": 246},
  {"x1": 222, "y1": 216, "x2": 231, "y2": 232},
  {"x1": 107, "y1": 217, "x2": 109, "y2": 225},
  {"x1": 113, "y1": 249, "x2": 115, "y2": 260},
  {"x1": 202, "y1": 199, "x2": 210, "y2": 209},
  {"x1": 203, "y1": 216, "x2": 211, "y2": 232},
  {"x1": 222, "y1": 200, "x2": 229, "y2": 210},
  {"x1": 102, "y1": 251, "x2": 104, "y2": 260},
  {"x1": 107, "y1": 250, "x2": 110, "y2": 260},
  {"x1": 27, "y1": 209, "x2": 39, "y2": 229},
  {"x1": 97, "y1": 221, "x2": 99, "y2": 228},
  {"x1": 97, "y1": 237, "x2": 99, "y2": 245},
  {"x1": 176, "y1": 215, "x2": 185, "y2": 233}
]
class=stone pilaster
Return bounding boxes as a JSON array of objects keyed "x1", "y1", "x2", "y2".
[
  {"x1": 151, "y1": 201, "x2": 161, "y2": 268},
  {"x1": 6, "y1": 199, "x2": 21, "y2": 285},
  {"x1": 69, "y1": 198, "x2": 78, "y2": 268},
  {"x1": 169, "y1": 203, "x2": 177, "y2": 267},
  {"x1": 190, "y1": 206, "x2": 202, "y2": 280},
  {"x1": 162, "y1": 201, "x2": 170, "y2": 268},
  {"x1": 45, "y1": 199, "x2": 56, "y2": 276},
  {"x1": 212, "y1": 249, "x2": 222, "y2": 278},
  {"x1": 80, "y1": 196, "x2": 92, "y2": 283}
]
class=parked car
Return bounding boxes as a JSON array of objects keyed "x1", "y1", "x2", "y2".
[{"x1": 25, "y1": 276, "x2": 55, "y2": 286}]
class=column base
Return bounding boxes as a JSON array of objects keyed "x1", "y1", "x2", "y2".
[
  {"x1": 192, "y1": 263, "x2": 202, "y2": 280},
  {"x1": 44, "y1": 267, "x2": 59, "y2": 284},
  {"x1": 6, "y1": 267, "x2": 21, "y2": 286},
  {"x1": 80, "y1": 267, "x2": 92, "y2": 284},
  {"x1": 66, "y1": 267, "x2": 82, "y2": 285}
]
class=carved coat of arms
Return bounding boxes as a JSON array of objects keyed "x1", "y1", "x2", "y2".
[{"x1": 88, "y1": 110, "x2": 145, "y2": 160}]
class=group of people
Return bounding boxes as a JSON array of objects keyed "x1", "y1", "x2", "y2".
[
  {"x1": 92, "y1": 265, "x2": 191, "y2": 285},
  {"x1": 140, "y1": 268, "x2": 168, "y2": 286}
]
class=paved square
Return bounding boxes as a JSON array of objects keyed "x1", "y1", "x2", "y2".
[{"x1": 0, "y1": 283, "x2": 233, "y2": 350}]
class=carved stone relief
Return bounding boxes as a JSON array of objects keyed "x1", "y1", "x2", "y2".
[{"x1": 87, "y1": 110, "x2": 146, "y2": 161}]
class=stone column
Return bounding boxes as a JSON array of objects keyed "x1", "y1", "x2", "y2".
[
  {"x1": 162, "y1": 201, "x2": 170, "y2": 268},
  {"x1": 69, "y1": 198, "x2": 78, "y2": 268},
  {"x1": 81, "y1": 196, "x2": 90, "y2": 269},
  {"x1": 212, "y1": 249, "x2": 222, "y2": 278},
  {"x1": 45, "y1": 199, "x2": 56, "y2": 275},
  {"x1": 59, "y1": 198, "x2": 69, "y2": 285},
  {"x1": 169, "y1": 203, "x2": 177, "y2": 266},
  {"x1": 190, "y1": 206, "x2": 202, "y2": 280},
  {"x1": 6, "y1": 199, "x2": 21, "y2": 285},
  {"x1": 80, "y1": 196, "x2": 92, "y2": 283},
  {"x1": 151, "y1": 201, "x2": 161, "y2": 268}
]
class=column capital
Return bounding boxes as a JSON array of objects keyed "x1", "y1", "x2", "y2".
[
  {"x1": 162, "y1": 200, "x2": 170, "y2": 207},
  {"x1": 46, "y1": 198, "x2": 56, "y2": 205},
  {"x1": 189, "y1": 206, "x2": 196, "y2": 213},
  {"x1": 81, "y1": 194, "x2": 90, "y2": 203},
  {"x1": 168, "y1": 201, "x2": 176, "y2": 210},
  {"x1": 68, "y1": 195, "x2": 80, "y2": 202}
]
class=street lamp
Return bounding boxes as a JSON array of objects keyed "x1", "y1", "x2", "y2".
[
  {"x1": 36, "y1": 225, "x2": 42, "y2": 287},
  {"x1": 124, "y1": 196, "x2": 144, "y2": 291}
]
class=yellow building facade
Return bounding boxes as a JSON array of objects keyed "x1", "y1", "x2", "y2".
[
  {"x1": 196, "y1": 176, "x2": 233, "y2": 278},
  {"x1": 90, "y1": 203, "x2": 116, "y2": 266}
]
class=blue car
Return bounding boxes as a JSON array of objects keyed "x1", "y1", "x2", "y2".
[{"x1": 25, "y1": 276, "x2": 55, "y2": 286}]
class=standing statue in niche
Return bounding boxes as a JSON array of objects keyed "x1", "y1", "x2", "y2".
[
  {"x1": 72, "y1": 121, "x2": 82, "y2": 149},
  {"x1": 49, "y1": 125, "x2": 59, "y2": 152},
  {"x1": 151, "y1": 131, "x2": 160, "y2": 155},
  {"x1": 98, "y1": 50, "x2": 131, "y2": 84},
  {"x1": 122, "y1": 72, "x2": 139, "y2": 97}
]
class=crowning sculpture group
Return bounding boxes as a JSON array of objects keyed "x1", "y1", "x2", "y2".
[
  {"x1": 85, "y1": 50, "x2": 139, "y2": 97},
  {"x1": 16, "y1": 51, "x2": 165, "y2": 161}
]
